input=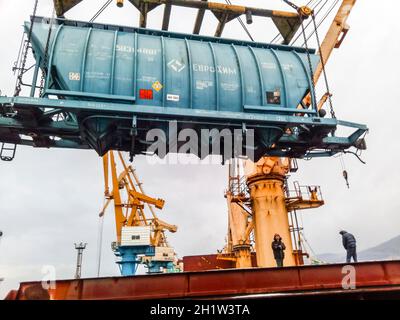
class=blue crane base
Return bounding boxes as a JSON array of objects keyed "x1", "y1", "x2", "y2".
[{"x1": 115, "y1": 245, "x2": 155, "y2": 276}]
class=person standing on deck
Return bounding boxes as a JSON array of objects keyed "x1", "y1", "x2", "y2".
[
  {"x1": 339, "y1": 230, "x2": 358, "y2": 263},
  {"x1": 271, "y1": 234, "x2": 286, "y2": 267}
]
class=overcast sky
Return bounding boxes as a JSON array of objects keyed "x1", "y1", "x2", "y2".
[{"x1": 0, "y1": 0, "x2": 399, "y2": 298}]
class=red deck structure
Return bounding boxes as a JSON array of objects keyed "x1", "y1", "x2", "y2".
[
  {"x1": 5, "y1": 260, "x2": 400, "y2": 300},
  {"x1": 182, "y1": 254, "x2": 258, "y2": 271}
]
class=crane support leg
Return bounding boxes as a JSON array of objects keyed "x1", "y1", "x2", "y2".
[{"x1": 248, "y1": 175, "x2": 295, "y2": 267}]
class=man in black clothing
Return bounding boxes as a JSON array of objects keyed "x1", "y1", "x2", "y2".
[
  {"x1": 339, "y1": 230, "x2": 358, "y2": 263},
  {"x1": 271, "y1": 234, "x2": 286, "y2": 267}
]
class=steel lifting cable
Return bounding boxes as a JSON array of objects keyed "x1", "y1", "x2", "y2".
[
  {"x1": 290, "y1": 0, "x2": 328, "y2": 45},
  {"x1": 270, "y1": 0, "x2": 320, "y2": 44},
  {"x1": 297, "y1": 212, "x2": 311, "y2": 256},
  {"x1": 310, "y1": 11, "x2": 336, "y2": 119},
  {"x1": 271, "y1": 0, "x2": 325, "y2": 45},
  {"x1": 287, "y1": 1, "x2": 337, "y2": 120},
  {"x1": 301, "y1": 0, "x2": 339, "y2": 46},
  {"x1": 299, "y1": 230, "x2": 325, "y2": 263},
  {"x1": 299, "y1": 14, "x2": 318, "y2": 111},
  {"x1": 96, "y1": 208, "x2": 105, "y2": 277},
  {"x1": 13, "y1": 33, "x2": 27, "y2": 76},
  {"x1": 39, "y1": 8, "x2": 56, "y2": 97},
  {"x1": 14, "y1": 0, "x2": 39, "y2": 97},
  {"x1": 339, "y1": 153, "x2": 350, "y2": 188},
  {"x1": 306, "y1": 0, "x2": 319, "y2": 6},
  {"x1": 90, "y1": 0, "x2": 113, "y2": 22}
]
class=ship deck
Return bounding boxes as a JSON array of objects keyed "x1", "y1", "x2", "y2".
[{"x1": 5, "y1": 260, "x2": 400, "y2": 300}]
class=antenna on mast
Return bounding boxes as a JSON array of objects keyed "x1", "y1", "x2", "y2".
[{"x1": 74, "y1": 242, "x2": 87, "y2": 279}]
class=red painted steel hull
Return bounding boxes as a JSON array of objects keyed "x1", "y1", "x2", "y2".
[
  {"x1": 182, "y1": 254, "x2": 257, "y2": 271},
  {"x1": 5, "y1": 260, "x2": 400, "y2": 300}
]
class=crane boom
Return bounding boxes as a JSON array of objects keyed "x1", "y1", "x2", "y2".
[
  {"x1": 314, "y1": 0, "x2": 356, "y2": 84},
  {"x1": 101, "y1": 150, "x2": 178, "y2": 275},
  {"x1": 302, "y1": 0, "x2": 357, "y2": 109}
]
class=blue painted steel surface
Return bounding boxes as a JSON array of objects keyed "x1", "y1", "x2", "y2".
[
  {"x1": 116, "y1": 246, "x2": 175, "y2": 276},
  {"x1": 28, "y1": 18, "x2": 319, "y2": 113},
  {"x1": 116, "y1": 246, "x2": 155, "y2": 276}
]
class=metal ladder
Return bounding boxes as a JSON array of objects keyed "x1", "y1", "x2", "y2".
[
  {"x1": 0, "y1": 1, "x2": 39, "y2": 162},
  {"x1": 0, "y1": 143, "x2": 17, "y2": 161}
]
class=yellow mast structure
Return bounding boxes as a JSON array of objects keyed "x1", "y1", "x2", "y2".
[
  {"x1": 221, "y1": 159, "x2": 254, "y2": 268},
  {"x1": 101, "y1": 151, "x2": 177, "y2": 244},
  {"x1": 101, "y1": 151, "x2": 178, "y2": 274}
]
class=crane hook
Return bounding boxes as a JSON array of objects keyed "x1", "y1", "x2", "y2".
[{"x1": 342, "y1": 170, "x2": 350, "y2": 189}]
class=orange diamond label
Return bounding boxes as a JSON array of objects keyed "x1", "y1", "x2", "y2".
[{"x1": 152, "y1": 81, "x2": 163, "y2": 92}]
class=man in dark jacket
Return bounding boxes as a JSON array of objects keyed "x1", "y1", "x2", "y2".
[
  {"x1": 271, "y1": 234, "x2": 286, "y2": 267},
  {"x1": 339, "y1": 230, "x2": 358, "y2": 263}
]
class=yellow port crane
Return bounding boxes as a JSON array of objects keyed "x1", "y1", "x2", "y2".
[
  {"x1": 101, "y1": 151, "x2": 179, "y2": 275},
  {"x1": 223, "y1": 0, "x2": 357, "y2": 268}
]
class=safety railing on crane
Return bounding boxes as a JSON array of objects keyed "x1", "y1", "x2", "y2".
[{"x1": 290, "y1": 181, "x2": 324, "y2": 202}]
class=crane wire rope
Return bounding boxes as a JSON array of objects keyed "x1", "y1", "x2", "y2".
[
  {"x1": 6, "y1": 0, "x2": 40, "y2": 159},
  {"x1": 283, "y1": 0, "x2": 337, "y2": 119},
  {"x1": 299, "y1": 12, "x2": 318, "y2": 111},
  {"x1": 300, "y1": 0, "x2": 339, "y2": 46},
  {"x1": 90, "y1": 0, "x2": 113, "y2": 23},
  {"x1": 299, "y1": 231, "x2": 325, "y2": 264},
  {"x1": 272, "y1": 0, "x2": 325, "y2": 44},
  {"x1": 310, "y1": 10, "x2": 336, "y2": 119},
  {"x1": 39, "y1": 7, "x2": 56, "y2": 97},
  {"x1": 297, "y1": 211, "x2": 324, "y2": 263},
  {"x1": 14, "y1": 0, "x2": 39, "y2": 97},
  {"x1": 339, "y1": 153, "x2": 350, "y2": 187},
  {"x1": 282, "y1": 0, "x2": 329, "y2": 46},
  {"x1": 270, "y1": 0, "x2": 326, "y2": 44},
  {"x1": 290, "y1": 0, "x2": 328, "y2": 45},
  {"x1": 89, "y1": 0, "x2": 121, "y2": 277},
  {"x1": 96, "y1": 197, "x2": 107, "y2": 277}
]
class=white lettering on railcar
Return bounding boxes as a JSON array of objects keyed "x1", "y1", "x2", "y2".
[
  {"x1": 166, "y1": 94, "x2": 180, "y2": 102},
  {"x1": 193, "y1": 63, "x2": 237, "y2": 75},
  {"x1": 85, "y1": 71, "x2": 110, "y2": 80},
  {"x1": 221, "y1": 82, "x2": 239, "y2": 91},
  {"x1": 137, "y1": 48, "x2": 159, "y2": 55},
  {"x1": 116, "y1": 45, "x2": 134, "y2": 53},
  {"x1": 246, "y1": 86, "x2": 256, "y2": 94},
  {"x1": 138, "y1": 76, "x2": 157, "y2": 83},
  {"x1": 196, "y1": 80, "x2": 213, "y2": 90},
  {"x1": 261, "y1": 62, "x2": 276, "y2": 69},
  {"x1": 116, "y1": 45, "x2": 159, "y2": 56},
  {"x1": 282, "y1": 64, "x2": 293, "y2": 71}
]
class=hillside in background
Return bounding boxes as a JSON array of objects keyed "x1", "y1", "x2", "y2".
[{"x1": 317, "y1": 235, "x2": 400, "y2": 263}]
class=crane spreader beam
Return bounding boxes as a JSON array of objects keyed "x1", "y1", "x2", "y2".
[
  {"x1": 0, "y1": 95, "x2": 367, "y2": 160},
  {"x1": 53, "y1": 0, "x2": 303, "y2": 43}
]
